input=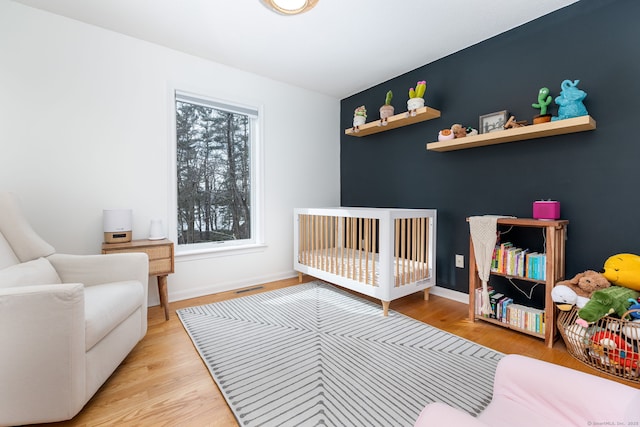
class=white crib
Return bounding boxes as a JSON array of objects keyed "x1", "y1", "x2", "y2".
[{"x1": 293, "y1": 207, "x2": 437, "y2": 315}]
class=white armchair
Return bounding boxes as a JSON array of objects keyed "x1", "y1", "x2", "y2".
[{"x1": 0, "y1": 192, "x2": 148, "y2": 426}]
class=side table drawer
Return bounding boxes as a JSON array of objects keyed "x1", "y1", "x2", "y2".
[
  {"x1": 107, "y1": 246, "x2": 171, "y2": 261},
  {"x1": 149, "y1": 258, "x2": 172, "y2": 275},
  {"x1": 145, "y1": 245, "x2": 172, "y2": 261}
]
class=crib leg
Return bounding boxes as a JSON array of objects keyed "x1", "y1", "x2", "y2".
[
  {"x1": 298, "y1": 272, "x2": 303, "y2": 283},
  {"x1": 423, "y1": 288, "x2": 430, "y2": 301},
  {"x1": 381, "y1": 300, "x2": 390, "y2": 317}
]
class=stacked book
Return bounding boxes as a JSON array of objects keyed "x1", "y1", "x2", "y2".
[
  {"x1": 474, "y1": 287, "x2": 545, "y2": 334},
  {"x1": 491, "y1": 241, "x2": 546, "y2": 280}
]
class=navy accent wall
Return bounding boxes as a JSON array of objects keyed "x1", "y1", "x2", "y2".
[{"x1": 340, "y1": 0, "x2": 640, "y2": 294}]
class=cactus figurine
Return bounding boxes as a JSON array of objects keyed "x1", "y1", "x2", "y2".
[
  {"x1": 379, "y1": 91, "x2": 394, "y2": 120},
  {"x1": 532, "y1": 87, "x2": 552, "y2": 124},
  {"x1": 407, "y1": 81, "x2": 426, "y2": 112},
  {"x1": 385, "y1": 90, "x2": 393, "y2": 105},
  {"x1": 409, "y1": 81, "x2": 427, "y2": 99},
  {"x1": 353, "y1": 105, "x2": 367, "y2": 127}
]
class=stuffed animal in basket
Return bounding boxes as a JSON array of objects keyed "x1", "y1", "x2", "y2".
[
  {"x1": 589, "y1": 330, "x2": 640, "y2": 371},
  {"x1": 577, "y1": 285, "x2": 640, "y2": 326},
  {"x1": 627, "y1": 298, "x2": 640, "y2": 320},
  {"x1": 603, "y1": 253, "x2": 640, "y2": 291},
  {"x1": 552, "y1": 270, "x2": 611, "y2": 310}
]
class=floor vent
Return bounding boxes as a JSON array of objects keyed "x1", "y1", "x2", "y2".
[{"x1": 235, "y1": 286, "x2": 264, "y2": 294}]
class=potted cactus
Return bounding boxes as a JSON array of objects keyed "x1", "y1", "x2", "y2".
[
  {"x1": 379, "y1": 90, "x2": 394, "y2": 120},
  {"x1": 407, "y1": 81, "x2": 426, "y2": 112},
  {"x1": 353, "y1": 105, "x2": 367, "y2": 127},
  {"x1": 532, "y1": 87, "x2": 552, "y2": 124}
]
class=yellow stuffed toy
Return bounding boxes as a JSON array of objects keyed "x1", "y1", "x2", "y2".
[{"x1": 603, "y1": 253, "x2": 640, "y2": 291}]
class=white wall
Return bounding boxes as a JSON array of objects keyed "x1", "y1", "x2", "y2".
[{"x1": 0, "y1": 1, "x2": 340, "y2": 304}]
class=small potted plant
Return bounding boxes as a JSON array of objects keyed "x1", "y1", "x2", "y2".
[
  {"x1": 532, "y1": 87, "x2": 552, "y2": 124},
  {"x1": 407, "y1": 81, "x2": 426, "y2": 112},
  {"x1": 379, "y1": 90, "x2": 394, "y2": 120},
  {"x1": 353, "y1": 105, "x2": 367, "y2": 127}
]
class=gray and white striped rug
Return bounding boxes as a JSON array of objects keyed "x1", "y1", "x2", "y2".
[{"x1": 178, "y1": 281, "x2": 502, "y2": 427}]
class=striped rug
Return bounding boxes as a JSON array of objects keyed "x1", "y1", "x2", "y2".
[{"x1": 178, "y1": 281, "x2": 502, "y2": 427}]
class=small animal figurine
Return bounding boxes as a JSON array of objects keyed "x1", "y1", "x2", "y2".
[
  {"x1": 504, "y1": 116, "x2": 527, "y2": 129},
  {"x1": 552, "y1": 79, "x2": 588, "y2": 121},
  {"x1": 451, "y1": 124, "x2": 467, "y2": 138}
]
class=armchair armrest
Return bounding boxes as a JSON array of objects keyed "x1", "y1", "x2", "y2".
[
  {"x1": 0, "y1": 284, "x2": 86, "y2": 425},
  {"x1": 48, "y1": 253, "x2": 149, "y2": 287},
  {"x1": 49, "y1": 253, "x2": 150, "y2": 335}
]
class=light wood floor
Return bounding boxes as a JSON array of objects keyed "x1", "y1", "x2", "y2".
[{"x1": 40, "y1": 276, "x2": 639, "y2": 426}]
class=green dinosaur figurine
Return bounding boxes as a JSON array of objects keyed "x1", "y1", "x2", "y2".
[{"x1": 532, "y1": 87, "x2": 552, "y2": 116}]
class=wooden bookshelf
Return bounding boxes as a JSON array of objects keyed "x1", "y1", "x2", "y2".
[
  {"x1": 468, "y1": 217, "x2": 568, "y2": 348},
  {"x1": 426, "y1": 115, "x2": 596, "y2": 152},
  {"x1": 345, "y1": 106, "x2": 441, "y2": 137}
]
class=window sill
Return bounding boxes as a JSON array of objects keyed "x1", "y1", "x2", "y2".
[{"x1": 176, "y1": 242, "x2": 267, "y2": 262}]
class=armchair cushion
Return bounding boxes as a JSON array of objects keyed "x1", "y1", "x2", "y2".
[
  {"x1": 0, "y1": 257, "x2": 61, "y2": 288},
  {"x1": 84, "y1": 281, "x2": 144, "y2": 351}
]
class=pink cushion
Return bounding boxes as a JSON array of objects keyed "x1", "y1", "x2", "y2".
[{"x1": 414, "y1": 355, "x2": 640, "y2": 427}]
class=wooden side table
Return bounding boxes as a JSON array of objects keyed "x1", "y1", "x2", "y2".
[{"x1": 102, "y1": 238, "x2": 174, "y2": 320}]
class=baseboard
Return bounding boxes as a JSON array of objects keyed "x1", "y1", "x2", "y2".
[
  {"x1": 430, "y1": 285, "x2": 470, "y2": 305},
  {"x1": 152, "y1": 272, "x2": 470, "y2": 307},
  {"x1": 159, "y1": 270, "x2": 299, "y2": 305}
]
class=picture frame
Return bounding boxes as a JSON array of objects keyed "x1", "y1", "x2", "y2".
[{"x1": 479, "y1": 110, "x2": 508, "y2": 134}]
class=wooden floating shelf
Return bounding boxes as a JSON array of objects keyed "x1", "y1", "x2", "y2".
[
  {"x1": 345, "y1": 106, "x2": 441, "y2": 137},
  {"x1": 426, "y1": 115, "x2": 596, "y2": 152}
]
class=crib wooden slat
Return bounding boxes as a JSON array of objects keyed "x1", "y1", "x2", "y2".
[
  {"x1": 395, "y1": 219, "x2": 399, "y2": 287},
  {"x1": 364, "y1": 218, "x2": 369, "y2": 285},
  {"x1": 351, "y1": 217, "x2": 356, "y2": 280},
  {"x1": 372, "y1": 218, "x2": 377, "y2": 286},
  {"x1": 412, "y1": 218, "x2": 417, "y2": 282},
  {"x1": 419, "y1": 217, "x2": 425, "y2": 280},
  {"x1": 402, "y1": 218, "x2": 407, "y2": 286},
  {"x1": 358, "y1": 217, "x2": 363, "y2": 283}
]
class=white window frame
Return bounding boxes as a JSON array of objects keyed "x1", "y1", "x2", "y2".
[{"x1": 168, "y1": 88, "x2": 265, "y2": 259}]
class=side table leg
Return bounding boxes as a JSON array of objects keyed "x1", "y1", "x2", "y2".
[{"x1": 158, "y1": 275, "x2": 170, "y2": 321}]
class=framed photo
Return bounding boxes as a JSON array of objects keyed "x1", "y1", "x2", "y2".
[{"x1": 479, "y1": 110, "x2": 508, "y2": 134}]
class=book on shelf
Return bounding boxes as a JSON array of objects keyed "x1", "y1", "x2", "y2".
[
  {"x1": 506, "y1": 304, "x2": 545, "y2": 334},
  {"x1": 475, "y1": 287, "x2": 545, "y2": 334},
  {"x1": 492, "y1": 243, "x2": 546, "y2": 280},
  {"x1": 525, "y1": 252, "x2": 547, "y2": 280},
  {"x1": 489, "y1": 292, "x2": 504, "y2": 319}
]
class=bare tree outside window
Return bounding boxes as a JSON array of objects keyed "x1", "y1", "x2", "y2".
[{"x1": 175, "y1": 95, "x2": 254, "y2": 246}]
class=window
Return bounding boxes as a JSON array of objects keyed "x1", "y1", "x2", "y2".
[{"x1": 174, "y1": 91, "x2": 261, "y2": 252}]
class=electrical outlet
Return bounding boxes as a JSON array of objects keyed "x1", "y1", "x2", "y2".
[{"x1": 455, "y1": 254, "x2": 464, "y2": 268}]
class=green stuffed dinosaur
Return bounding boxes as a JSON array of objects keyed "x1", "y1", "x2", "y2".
[{"x1": 577, "y1": 285, "x2": 640, "y2": 325}]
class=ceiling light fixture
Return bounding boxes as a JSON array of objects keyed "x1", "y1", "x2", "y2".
[{"x1": 262, "y1": 0, "x2": 318, "y2": 15}]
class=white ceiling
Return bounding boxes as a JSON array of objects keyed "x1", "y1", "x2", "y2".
[{"x1": 13, "y1": 0, "x2": 578, "y2": 99}]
